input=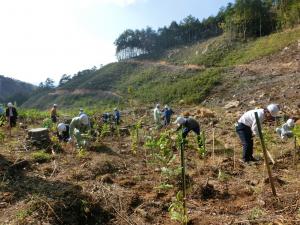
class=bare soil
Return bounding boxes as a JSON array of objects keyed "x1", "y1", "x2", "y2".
[{"x1": 1, "y1": 44, "x2": 300, "y2": 225}]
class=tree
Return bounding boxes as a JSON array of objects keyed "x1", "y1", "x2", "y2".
[
  {"x1": 58, "y1": 74, "x2": 71, "y2": 86},
  {"x1": 44, "y1": 78, "x2": 55, "y2": 89},
  {"x1": 38, "y1": 82, "x2": 44, "y2": 89}
]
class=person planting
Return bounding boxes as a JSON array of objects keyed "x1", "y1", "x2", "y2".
[{"x1": 236, "y1": 103, "x2": 280, "y2": 163}]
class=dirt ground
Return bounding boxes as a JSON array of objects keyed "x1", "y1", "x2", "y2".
[{"x1": 0, "y1": 44, "x2": 300, "y2": 225}]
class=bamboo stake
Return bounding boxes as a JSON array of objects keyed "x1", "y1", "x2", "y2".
[
  {"x1": 293, "y1": 136, "x2": 297, "y2": 168},
  {"x1": 233, "y1": 139, "x2": 236, "y2": 170},
  {"x1": 266, "y1": 149, "x2": 275, "y2": 165},
  {"x1": 212, "y1": 127, "x2": 215, "y2": 164},
  {"x1": 180, "y1": 141, "x2": 187, "y2": 224},
  {"x1": 254, "y1": 112, "x2": 276, "y2": 196}
]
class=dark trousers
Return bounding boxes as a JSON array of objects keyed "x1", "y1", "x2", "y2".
[
  {"x1": 8, "y1": 116, "x2": 17, "y2": 127},
  {"x1": 236, "y1": 123, "x2": 253, "y2": 161},
  {"x1": 164, "y1": 117, "x2": 171, "y2": 126},
  {"x1": 51, "y1": 115, "x2": 57, "y2": 123},
  {"x1": 182, "y1": 127, "x2": 202, "y2": 148}
]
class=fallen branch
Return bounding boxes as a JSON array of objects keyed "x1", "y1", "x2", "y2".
[
  {"x1": 35, "y1": 196, "x2": 63, "y2": 224},
  {"x1": 100, "y1": 183, "x2": 137, "y2": 225}
]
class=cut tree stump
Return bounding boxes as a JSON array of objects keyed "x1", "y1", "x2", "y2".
[{"x1": 26, "y1": 128, "x2": 51, "y2": 149}]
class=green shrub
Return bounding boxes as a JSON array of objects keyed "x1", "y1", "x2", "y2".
[
  {"x1": 248, "y1": 207, "x2": 265, "y2": 220},
  {"x1": 42, "y1": 118, "x2": 53, "y2": 129},
  {"x1": 31, "y1": 150, "x2": 51, "y2": 163}
]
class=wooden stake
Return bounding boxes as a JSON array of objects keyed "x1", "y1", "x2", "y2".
[{"x1": 254, "y1": 112, "x2": 277, "y2": 196}]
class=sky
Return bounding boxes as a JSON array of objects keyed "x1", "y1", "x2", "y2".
[{"x1": 0, "y1": 0, "x2": 233, "y2": 85}]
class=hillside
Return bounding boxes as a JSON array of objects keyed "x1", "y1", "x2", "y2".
[
  {"x1": 22, "y1": 26, "x2": 300, "y2": 110},
  {"x1": 2, "y1": 26, "x2": 300, "y2": 225},
  {"x1": 0, "y1": 75, "x2": 36, "y2": 105}
]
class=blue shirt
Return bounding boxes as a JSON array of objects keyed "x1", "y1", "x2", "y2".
[{"x1": 114, "y1": 111, "x2": 120, "y2": 120}]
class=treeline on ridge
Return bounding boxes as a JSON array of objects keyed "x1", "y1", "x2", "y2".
[{"x1": 114, "y1": 0, "x2": 300, "y2": 60}]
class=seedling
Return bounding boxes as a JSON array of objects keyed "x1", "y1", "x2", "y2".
[
  {"x1": 130, "y1": 120, "x2": 142, "y2": 154},
  {"x1": 100, "y1": 123, "x2": 110, "y2": 138},
  {"x1": 42, "y1": 118, "x2": 54, "y2": 129},
  {"x1": 168, "y1": 191, "x2": 188, "y2": 225},
  {"x1": 16, "y1": 209, "x2": 32, "y2": 221},
  {"x1": 248, "y1": 207, "x2": 265, "y2": 220},
  {"x1": 197, "y1": 131, "x2": 206, "y2": 157},
  {"x1": 293, "y1": 125, "x2": 300, "y2": 146},
  {"x1": 154, "y1": 183, "x2": 174, "y2": 191},
  {"x1": 0, "y1": 116, "x2": 5, "y2": 126},
  {"x1": 77, "y1": 148, "x2": 88, "y2": 158}
]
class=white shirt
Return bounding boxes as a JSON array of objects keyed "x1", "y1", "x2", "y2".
[
  {"x1": 153, "y1": 107, "x2": 161, "y2": 122},
  {"x1": 238, "y1": 109, "x2": 264, "y2": 136}
]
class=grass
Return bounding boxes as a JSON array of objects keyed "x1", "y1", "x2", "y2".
[
  {"x1": 77, "y1": 148, "x2": 88, "y2": 158},
  {"x1": 31, "y1": 150, "x2": 52, "y2": 163},
  {"x1": 18, "y1": 109, "x2": 49, "y2": 121},
  {"x1": 163, "y1": 26, "x2": 300, "y2": 67},
  {"x1": 123, "y1": 67, "x2": 223, "y2": 104},
  {"x1": 220, "y1": 27, "x2": 300, "y2": 66},
  {"x1": 20, "y1": 26, "x2": 300, "y2": 108}
]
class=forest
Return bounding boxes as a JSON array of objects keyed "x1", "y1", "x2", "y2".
[{"x1": 114, "y1": 0, "x2": 300, "y2": 60}]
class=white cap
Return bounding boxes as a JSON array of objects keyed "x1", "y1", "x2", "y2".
[
  {"x1": 286, "y1": 119, "x2": 295, "y2": 127},
  {"x1": 174, "y1": 116, "x2": 186, "y2": 125},
  {"x1": 7, "y1": 102, "x2": 13, "y2": 107},
  {"x1": 156, "y1": 104, "x2": 160, "y2": 108},
  {"x1": 164, "y1": 105, "x2": 169, "y2": 109},
  {"x1": 53, "y1": 104, "x2": 57, "y2": 107},
  {"x1": 266, "y1": 104, "x2": 279, "y2": 117},
  {"x1": 57, "y1": 123, "x2": 66, "y2": 133},
  {"x1": 79, "y1": 114, "x2": 89, "y2": 125},
  {"x1": 114, "y1": 108, "x2": 117, "y2": 111}
]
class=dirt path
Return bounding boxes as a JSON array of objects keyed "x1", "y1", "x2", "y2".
[{"x1": 128, "y1": 59, "x2": 205, "y2": 71}]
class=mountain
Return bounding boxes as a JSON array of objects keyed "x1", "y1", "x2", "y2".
[
  {"x1": 21, "y1": 26, "x2": 300, "y2": 110},
  {"x1": 0, "y1": 75, "x2": 36, "y2": 105}
]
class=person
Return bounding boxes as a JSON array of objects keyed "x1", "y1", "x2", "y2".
[
  {"x1": 69, "y1": 114, "x2": 91, "y2": 148},
  {"x1": 236, "y1": 103, "x2": 280, "y2": 163},
  {"x1": 174, "y1": 116, "x2": 203, "y2": 148},
  {"x1": 162, "y1": 105, "x2": 174, "y2": 126},
  {"x1": 113, "y1": 108, "x2": 121, "y2": 125},
  {"x1": 153, "y1": 104, "x2": 162, "y2": 129},
  {"x1": 79, "y1": 108, "x2": 84, "y2": 116},
  {"x1": 102, "y1": 113, "x2": 111, "y2": 123},
  {"x1": 276, "y1": 118, "x2": 295, "y2": 140},
  {"x1": 0, "y1": 104, "x2": 4, "y2": 126},
  {"x1": 57, "y1": 123, "x2": 70, "y2": 142},
  {"x1": 6, "y1": 102, "x2": 18, "y2": 127},
  {"x1": 50, "y1": 104, "x2": 58, "y2": 123},
  {"x1": 0, "y1": 104, "x2": 4, "y2": 115}
]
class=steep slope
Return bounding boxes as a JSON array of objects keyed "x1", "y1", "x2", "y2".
[
  {"x1": 22, "y1": 62, "x2": 221, "y2": 109},
  {"x1": 0, "y1": 75, "x2": 36, "y2": 105},
  {"x1": 22, "y1": 27, "x2": 300, "y2": 109}
]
